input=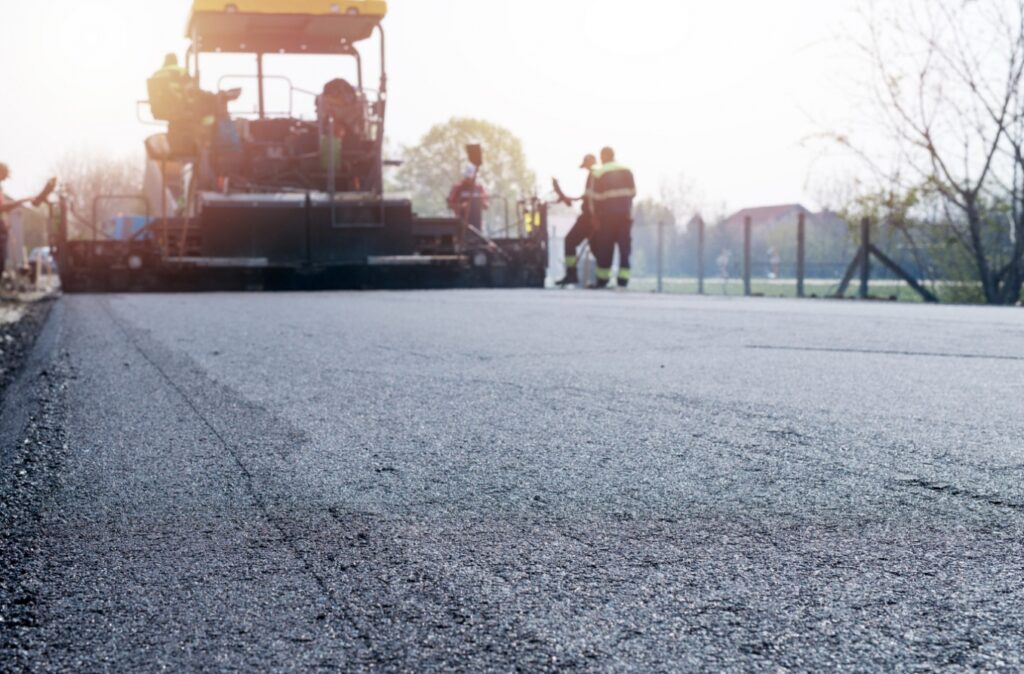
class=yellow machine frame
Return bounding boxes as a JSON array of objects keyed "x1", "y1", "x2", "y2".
[
  {"x1": 188, "y1": 0, "x2": 388, "y2": 54},
  {"x1": 190, "y1": 0, "x2": 386, "y2": 20}
]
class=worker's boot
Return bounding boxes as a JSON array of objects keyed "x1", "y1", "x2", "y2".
[
  {"x1": 588, "y1": 279, "x2": 610, "y2": 290},
  {"x1": 555, "y1": 268, "x2": 579, "y2": 288}
]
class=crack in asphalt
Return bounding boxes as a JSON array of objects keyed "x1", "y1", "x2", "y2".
[
  {"x1": 895, "y1": 478, "x2": 1024, "y2": 512},
  {"x1": 99, "y1": 301, "x2": 344, "y2": 638},
  {"x1": 746, "y1": 344, "x2": 1024, "y2": 362}
]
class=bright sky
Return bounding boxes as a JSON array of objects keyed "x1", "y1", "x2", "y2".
[{"x1": 0, "y1": 0, "x2": 863, "y2": 214}]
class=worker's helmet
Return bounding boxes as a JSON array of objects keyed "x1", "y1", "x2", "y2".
[
  {"x1": 600, "y1": 147, "x2": 615, "y2": 163},
  {"x1": 463, "y1": 164, "x2": 478, "y2": 179},
  {"x1": 580, "y1": 154, "x2": 597, "y2": 170},
  {"x1": 164, "y1": 53, "x2": 178, "y2": 67}
]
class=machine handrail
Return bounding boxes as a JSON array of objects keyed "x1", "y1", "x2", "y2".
[
  {"x1": 90, "y1": 195, "x2": 152, "y2": 237},
  {"x1": 76, "y1": 194, "x2": 154, "y2": 273},
  {"x1": 216, "y1": 73, "x2": 297, "y2": 118},
  {"x1": 212, "y1": 75, "x2": 381, "y2": 122},
  {"x1": 135, "y1": 100, "x2": 167, "y2": 127}
]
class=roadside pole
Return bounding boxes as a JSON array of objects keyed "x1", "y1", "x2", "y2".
[
  {"x1": 797, "y1": 212, "x2": 806, "y2": 298},
  {"x1": 743, "y1": 216, "x2": 752, "y2": 296},
  {"x1": 657, "y1": 220, "x2": 665, "y2": 294},
  {"x1": 697, "y1": 216, "x2": 705, "y2": 295},
  {"x1": 859, "y1": 217, "x2": 871, "y2": 299}
]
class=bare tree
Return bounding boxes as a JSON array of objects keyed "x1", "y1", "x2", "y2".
[
  {"x1": 658, "y1": 173, "x2": 703, "y2": 227},
  {"x1": 52, "y1": 151, "x2": 145, "y2": 238},
  {"x1": 1000, "y1": 48, "x2": 1024, "y2": 302},
  {"x1": 850, "y1": 0, "x2": 1024, "y2": 304}
]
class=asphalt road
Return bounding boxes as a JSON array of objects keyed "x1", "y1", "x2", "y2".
[{"x1": 4, "y1": 291, "x2": 1024, "y2": 672}]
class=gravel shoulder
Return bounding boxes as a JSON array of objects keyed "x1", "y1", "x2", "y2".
[
  {"x1": 0, "y1": 297, "x2": 54, "y2": 397},
  {"x1": 0, "y1": 296, "x2": 66, "y2": 671}
]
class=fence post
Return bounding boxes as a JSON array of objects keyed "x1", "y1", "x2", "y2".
[
  {"x1": 697, "y1": 217, "x2": 705, "y2": 295},
  {"x1": 657, "y1": 220, "x2": 665, "y2": 294},
  {"x1": 796, "y1": 212, "x2": 806, "y2": 298},
  {"x1": 859, "y1": 217, "x2": 871, "y2": 299},
  {"x1": 743, "y1": 216, "x2": 752, "y2": 296}
]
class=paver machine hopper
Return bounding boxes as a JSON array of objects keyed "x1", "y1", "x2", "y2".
[{"x1": 58, "y1": 0, "x2": 548, "y2": 291}]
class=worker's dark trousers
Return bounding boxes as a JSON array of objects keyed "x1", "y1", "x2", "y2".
[
  {"x1": 593, "y1": 217, "x2": 633, "y2": 287},
  {"x1": 563, "y1": 214, "x2": 594, "y2": 270},
  {"x1": 0, "y1": 231, "x2": 6, "y2": 279}
]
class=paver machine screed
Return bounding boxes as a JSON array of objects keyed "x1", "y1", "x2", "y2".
[{"x1": 58, "y1": 0, "x2": 548, "y2": 292}]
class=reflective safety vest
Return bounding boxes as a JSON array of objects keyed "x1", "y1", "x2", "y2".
[
  {"x1": 524, "y1": 210, "x2": 541, "y2": 234},
  {"x1": 151, "y1": 64, "x2": 189, "y2": 95},
  {"x1": 148, "y1": 65, "x2": 191, "y2": 121},
  {"x1": 588, "y1": 161, "x2": 636, "y2": 222},
  {"x1": 152, "y1": 64, "x2": 187, "y2": 80}
]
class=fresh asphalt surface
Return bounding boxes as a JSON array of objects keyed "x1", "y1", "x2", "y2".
[{"x1": 5, "y1": 290, "x2": 1024, "y2": 672}]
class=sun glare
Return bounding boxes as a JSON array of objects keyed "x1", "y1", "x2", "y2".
[
  {"x1": 1, "y1": 0, "x2": 857, "y2": 209},
  {"x1": 582, "y1": 1, "x2": 694, "y2": 56}
]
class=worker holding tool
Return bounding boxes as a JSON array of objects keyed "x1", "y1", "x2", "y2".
[
  {"x1": 0, "y1": 164, "x2": 57, "y2": 282},
  {"x1": 447, "y1": 164, "x2": 490, "y2": 230},
  {"x1": 554, "y1": 154, "x2": 598, "y2": 288},
  {"x1": 0, "y1": 164, "x2": 8, "y2": 281},
  {"x1": 588, "y1": 147, "x2": 637, "y2": 289}
]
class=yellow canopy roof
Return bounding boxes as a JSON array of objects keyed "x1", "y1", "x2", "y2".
[{"x1": 189, "y1": 0, "x2": 388, "y2": 54}]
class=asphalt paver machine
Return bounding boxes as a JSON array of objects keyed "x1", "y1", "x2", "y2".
[{"x1": 58, "y1": 0, "x2": 548, "y2": 291}]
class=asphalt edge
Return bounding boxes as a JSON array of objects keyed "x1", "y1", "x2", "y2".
[{"x1": 0, "y1": 298, "x2": 71, "y2": 670}]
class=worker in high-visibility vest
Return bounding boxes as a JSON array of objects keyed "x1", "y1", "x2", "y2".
[
  {"x1": 523, "y1": 210, "x2": 541, "y2": 234},
  {"x1": 154, "y1": 53, "x2": 187, "y2": 79},
  {"x1": 147, "y1": 54, "x2": 192, "y2": 121},
  {"x1": 555, "y1": 154, "x2": 598, "y2": 288},
  {"x1": 587, "y1": 147, "x2": 637, "y2": 289}
]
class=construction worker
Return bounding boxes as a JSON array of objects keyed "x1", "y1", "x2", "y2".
[
  {"x1": 0, "y1": 164, "x2": 54, "y2": 283},
  {"x1": 317, "y1": 78, "x2": 364, "y2": 140},
  {"x1": 588, "y1": 147, "x2": 637, "y2": 289},
  {"x1": 555, "y1": 154, "x2": 598, "y2": 287},
  {"x1": 147, "y1": 54, "x2": 192, "y2": 121},
  {"x1": 448, "y1": 165, "x2": 490, "y2": 229},
  {"x1": 0, "y1": 163, "x2": 9, "y2": 281},
  {"x1": 317, "y1": 78, "x2": 363, "y2": 182},
  {"x1": 148, "y1": 53, "x2": 205, "y2": 158}
]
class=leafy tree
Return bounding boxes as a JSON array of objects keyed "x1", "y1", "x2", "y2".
[{"x1": 393, "y1": 118, "x2": 536, "y2": 231}]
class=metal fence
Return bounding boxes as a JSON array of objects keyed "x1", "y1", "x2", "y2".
[{"x1": 553, "y1": 214, "x2": 946, "y2": 302}]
